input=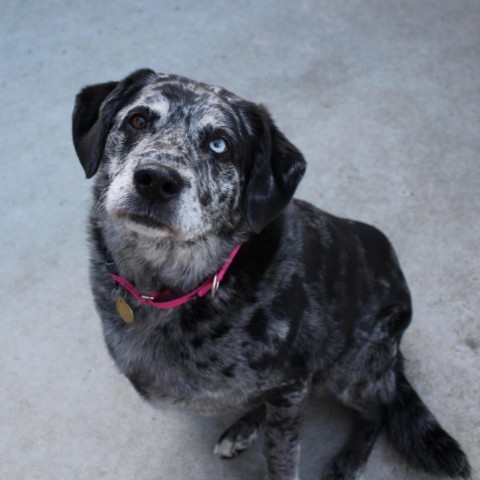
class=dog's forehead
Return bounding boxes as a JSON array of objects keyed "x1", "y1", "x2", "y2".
[
  {"x1": 119, "y1": 76, "x2": 244, "y2": 130},
  {"x1": 153, "y1": 74, "x2": 240, "y2": 103}
]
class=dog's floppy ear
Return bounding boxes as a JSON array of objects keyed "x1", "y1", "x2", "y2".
[
  {"x1": 72, "y1": 68, "x2": 157, "y2": 178},
  {"x1": 241, "y1": 104, "x2": 306, "y2": 233},
  {"x1": 72, "y1": 81, "x2": 118, "y2": 178}
]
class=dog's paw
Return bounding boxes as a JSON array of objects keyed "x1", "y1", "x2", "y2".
[{"x1": 213, "y1": 424, "x2": 259, "y2": 459}]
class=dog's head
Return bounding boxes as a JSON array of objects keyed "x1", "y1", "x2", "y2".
[{"x1": 72, "y1": 69, "x2": 306, "y2": 239}]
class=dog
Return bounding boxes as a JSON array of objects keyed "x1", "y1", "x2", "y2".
[{"x1": 72, "y1": 69, "x2": 471, "y2": 479}]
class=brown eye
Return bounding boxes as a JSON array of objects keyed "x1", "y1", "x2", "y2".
[{"x1": 129, "y1": 114, "x2": 147, "y2": 129}]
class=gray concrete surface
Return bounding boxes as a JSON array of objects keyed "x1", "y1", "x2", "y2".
[{"x1": 1, "y1": 1, "x2": 479, "y2": 479}]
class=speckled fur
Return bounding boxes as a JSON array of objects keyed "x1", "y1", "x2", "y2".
[{"x1": 72, "y1": 69, "x2": 471, "y2": 480}]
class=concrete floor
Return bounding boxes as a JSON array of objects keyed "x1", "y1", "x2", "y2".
[{"x1": 1, "y1": 1, "x2": 479, "y2": 479}]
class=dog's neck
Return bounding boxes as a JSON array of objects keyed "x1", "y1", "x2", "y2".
[{"x1": 97, "y1": 216, "x2": 248, "y2": 293}]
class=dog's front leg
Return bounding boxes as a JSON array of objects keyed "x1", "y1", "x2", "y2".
[{"x1": 263, "y1": 377, "x2": 308, "y2": 480}]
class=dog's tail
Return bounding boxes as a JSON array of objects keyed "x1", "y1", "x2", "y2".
[{"x1": 384, "y1": 371, "x2": 471, "y2": 478}]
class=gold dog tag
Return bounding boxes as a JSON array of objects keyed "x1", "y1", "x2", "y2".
[{"x1": 116, "y1": 296, "x2": 134, "y2": 324}]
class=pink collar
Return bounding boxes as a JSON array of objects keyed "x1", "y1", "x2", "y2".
[{"x1": 108, "y1": 244, "x2": 242, "y2": 309}]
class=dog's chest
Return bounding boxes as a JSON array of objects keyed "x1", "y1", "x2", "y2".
[{"x1": 102, "y1": 303, "x2": 263, "y2": 414}]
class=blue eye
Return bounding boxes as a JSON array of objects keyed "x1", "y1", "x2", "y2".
[{"x1": 208, "y1": 138, "x2": 227, "y2": 154}]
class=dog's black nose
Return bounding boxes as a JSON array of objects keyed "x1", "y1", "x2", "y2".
[{"x1": 134, "y1": 168, "x2": 184, "y2": 202}]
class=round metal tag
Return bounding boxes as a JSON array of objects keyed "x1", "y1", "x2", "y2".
[{"x1": 116, "y1": 296, "x2": 134, "y2": 324}]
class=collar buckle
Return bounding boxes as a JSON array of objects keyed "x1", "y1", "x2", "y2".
[
  {"x1": 211, "y1": 274, "x2": 220, "y2": 298},
  {"x1": 140, "y1": 294, "x2": 155, "y2": 300}
]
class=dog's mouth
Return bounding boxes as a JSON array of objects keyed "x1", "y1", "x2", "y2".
[
  {"x1": 128, "y1": 213, "x2": 168, "y2": 229},
  {"x1": 114, "y1": 211, "x2": 174, "y2": 234}
]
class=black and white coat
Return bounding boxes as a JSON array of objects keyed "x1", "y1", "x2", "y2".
[{"x1": 72, "y1": 69, "x2": 470, "y2": 480}]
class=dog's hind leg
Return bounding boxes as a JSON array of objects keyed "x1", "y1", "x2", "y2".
[
  {"x1": 321, "y1": 304, "x2": 409, "y2": 479},
  {"x1": 214, "y1": 405, "x2": 265, "y2": 459},
  {"x1": 321, "y1": 413, "x2": 382, "y2": 480}
]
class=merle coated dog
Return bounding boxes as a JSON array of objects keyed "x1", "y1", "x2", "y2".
[{"x1": 72, "y1": 69, "x2": 471, "y2": 480}]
